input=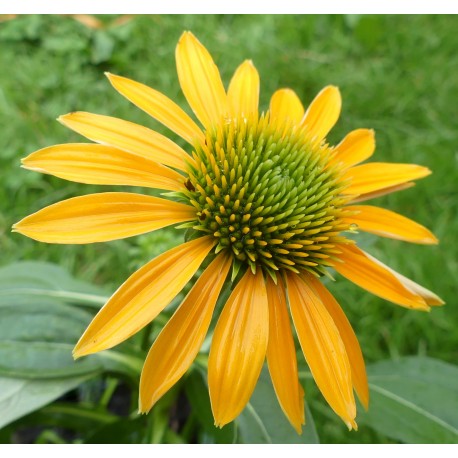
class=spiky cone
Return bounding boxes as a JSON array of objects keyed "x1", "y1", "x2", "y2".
[{"x1": 13, "y1": 31, "x2": 444, "y2": 434}]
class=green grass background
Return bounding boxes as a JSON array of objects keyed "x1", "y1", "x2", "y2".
[{"x1": 0, "y1": 15, "x2": 457, "y2": 443}]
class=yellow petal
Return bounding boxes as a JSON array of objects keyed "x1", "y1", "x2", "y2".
[
  {"x1": 106, "y1": 72, "x2": 204, "y2": 146},
  {"x1": 286, "y1": 272, "x2": 357, "y2": 430},
  {"x1": 330, "y1": 129, "x2": 375, "y2": 169},
  {"x1": 301, "y1": 85, "x2": 341, "y2": 142},
  {"x1": 306, "y1": 274, "x2": 369, "y2": 410},
  {"x1": 344, "y1": 163, "x2": 431, "y2": 197},
  {"x1": 73, "y1": 236, "x2": 214, "y2": 357},
  {"x1": 21, "y1": 143, "x2": 184, "y2": 191},
  {"x1": 349, "y1": 182, "x2": 415, "y2": 204},
  {"x1": 59, "y1": 111, "x2": 192, "y2": 171},
  {"x1": 13, "y1": 192, "x2": 195, "y2": 244},
  {"x1": 344, "y1": 205, "x2": 438, "y2": 245},
  {"x1": 269, "y1": 89, "x2": 305, "y2": 124},
  {"x1": 266, "y1": 276, "x2": 305, "y2": 434},
  {"x1": 139, "y1": 252, "x2": 232, "y2": 413},
  {"x1": 208, "y1": 268, "x2": 268, "y2": 428},
  {"x1": 333, "y1": 243, "x2": 429, "y2": 310},
  {"x1": 361, "y1": 251, "x2": 444, "y2": 306},
  {"x1": 228, "y1": 60, "x2": 260, "y2": 118},
  {"x1": 176, "y1": 31, "x2": 228, "y2": 130}
]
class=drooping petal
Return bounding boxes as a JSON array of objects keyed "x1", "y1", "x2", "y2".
[
  {"x1": 349, "y1": 182, "x2": 415, "y2": 204},
  {"x1": 21, "y1": 143, "x2": 184, "y2": 191},
  {"x1": 330, "y1": 129, "x2": 375, "y2": 169},
  {"x1": 305, "y1": 274, "x2": 369, "y2": 409},
  {"x1": 286, "y1": 272, "x2": 357, "y2": 430},
  {"x1": 176, "y1": 31, "x2": 228, "y2": 130},
  {"x1": 266, "y1": 276, "x2": 305, "y2": 434},
  {"x1": 344, "y1": 205, "x2": 438, "y2": 245},
  {"x1": 139, "y1": 252, "x2": 232, "y2": 413},
  {"x1": 106, "y1": 72, "x2": 204, "y2": 146},
  {"x1": 13, "y1": 193, "x2": 196, "y2": 244},
  {"x1": 301, "y1": 85, "x2": 341, "y2": 143},
  {"x1": 59, "y1": 112, "x2": 192, "y2": 171},
  {"x1": 227, "y1": 60, "x2": 260, "y2": 118},
  {"x1": 269, "y1": 89, "x2": 305, "y2": 124},
  {"x1": 361, "y1": 251, "x2": 444, "y2": 306},
  {"x1": 73, "y1": 236, "x2": 214, "y2": 357},
  {"x1": 332, "y1": 243, "x2": 430, "y2": 310},
  {"x1": 344, "y1": 163, "x2": 431, "y2": 197},
  {"x1": 208, "y1": 268, "x2": 268, "y2": 428}
]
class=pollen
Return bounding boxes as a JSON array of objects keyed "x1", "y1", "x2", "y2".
[{"x1": 184, "y1": 114, "x2": 352, "y2": 279}]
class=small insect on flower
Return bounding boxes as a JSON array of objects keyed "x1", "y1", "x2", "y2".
[{"x1": 13, "y1": 31, "x2": 444, "y2": 433}]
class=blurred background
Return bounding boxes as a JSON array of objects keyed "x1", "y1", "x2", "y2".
[{"x1": 0, "y1": 15, "x2": 457, "y2": 444}]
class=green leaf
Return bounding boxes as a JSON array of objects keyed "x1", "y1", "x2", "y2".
[
  {"x1": 0, "y1": 341, "x2": 102, "y2": 379},
  {"x1": 0, "y1": 261, "x2": 109, "y2": 308},
  {"x1": 237, "y1": 366, "x2": 319, "y2": 444},
  {"x1": 359, "y1": 357, "x2": 458, "y2": 443},
  {"x1": 0, "y1": 373, "x2": 98, "y2": 429},
  {"x1": 23, "y1": 403, "x2": 119, "y2": 432},
  {"x1": 0, "y1": 301, "x2": 93, "y2": 343}
]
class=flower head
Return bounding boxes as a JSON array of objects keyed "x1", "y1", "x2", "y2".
[{"x1": 14, "y1": 31, "x2": 443, "y2": 434}]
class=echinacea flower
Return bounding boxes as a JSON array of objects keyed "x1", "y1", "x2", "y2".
[{"x1": 13, "y1": 31, "x2": 444, "y2": 434}]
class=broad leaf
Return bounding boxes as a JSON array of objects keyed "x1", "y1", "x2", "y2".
[
  {"x1": 0, "y1": 261, "x2": 108, "y2": 307},
  {"x1": 237, "y1": 366, "x2": 319, "y2": 443},
  {"x1": 0, "y1": 301, "x2": 93, "y2": 343},
  {"x1": 0, "y1": 374, "x2": 98, "y2": 429},
  {"x1": 360, "y1": 357, "x2": 458, "y2": 443},
  {"x1": 0, "y1": 341, "x2": 102, "y2": 379}
]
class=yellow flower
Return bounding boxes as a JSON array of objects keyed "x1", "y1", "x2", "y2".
[{"x1": 13, "y1": 32, "x2": 443, "y2": 434}]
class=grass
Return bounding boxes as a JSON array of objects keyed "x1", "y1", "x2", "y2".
[{"x1": 0, "y1": 15, "x2": 457, "y2": 443}]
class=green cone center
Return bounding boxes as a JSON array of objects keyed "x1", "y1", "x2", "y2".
[{"x1": 184, "y1": 114, "x2": 350, "y2": 278}]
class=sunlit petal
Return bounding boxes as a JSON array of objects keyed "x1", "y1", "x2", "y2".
[
  {"x1": 209, "y1": 269, "x2": 268, "y2": 428},
  {"x1": 344, "y1": 205, "x2": 438, "y2": 245},
  {"x1": 59, "y1": 111, "x2": 193, "y2": 171},
  {"x1": 344, "y1": 163, "x2": 431, "y2": 197},
  {"x1": 21, "y1": 143, "x2": 184, "y2": 191},
  {"x1": 269, "y1": 88, "x2": 305, "y2": 124},
  {"x1": 12, "y1": 193, "x2": 195, "y2": 244},
  {"x1": 73, "y1": 236, "x2": 214, "y2": 357},
  {"x1": 286, "y1": 272, "x2": 357, "y2": 430},
  {"x1": 330, "y1": 129, "x2": 375, "y2": 169},
  {"x1": 139, "y1": 253, "x2": 232, "y2": 412},
  {"x1": 333, "y1": 243, "x2": 430, "y2": 310},
  {"x1": 176, "y1": 32, "x2": 228, "y2": 130},
  {"x1": 301, "y1": 85, "x2": 341, "y2": 142},
  {"x1": 349, "y1": 182, "x2": 415, "y2": 204},
  {"x1": 306, "y1": 274, "x2": 369, "y2": 409},
  {"x1": 228, "y1": 60, "x2": 260, "y2": 118},
  {"x1": 106, "y1": 72, "x2": 204, "y2": 145},
  {"x1": 266, "y1": 276, "x2": 305, "y2": 434},
  {"x1": 362, "y1": 251, "x2": 444, "y2": 306}
]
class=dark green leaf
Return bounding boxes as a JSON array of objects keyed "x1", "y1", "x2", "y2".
[
  {"x1": 0, "y1": 374, "x2": 98, "y2": 429},
  {"x1": 359, "y1": 357, "x2": 458, "y2": 443},
  {"x1": 84, "y1": 417, "x2": 146, "y2": 444}
]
